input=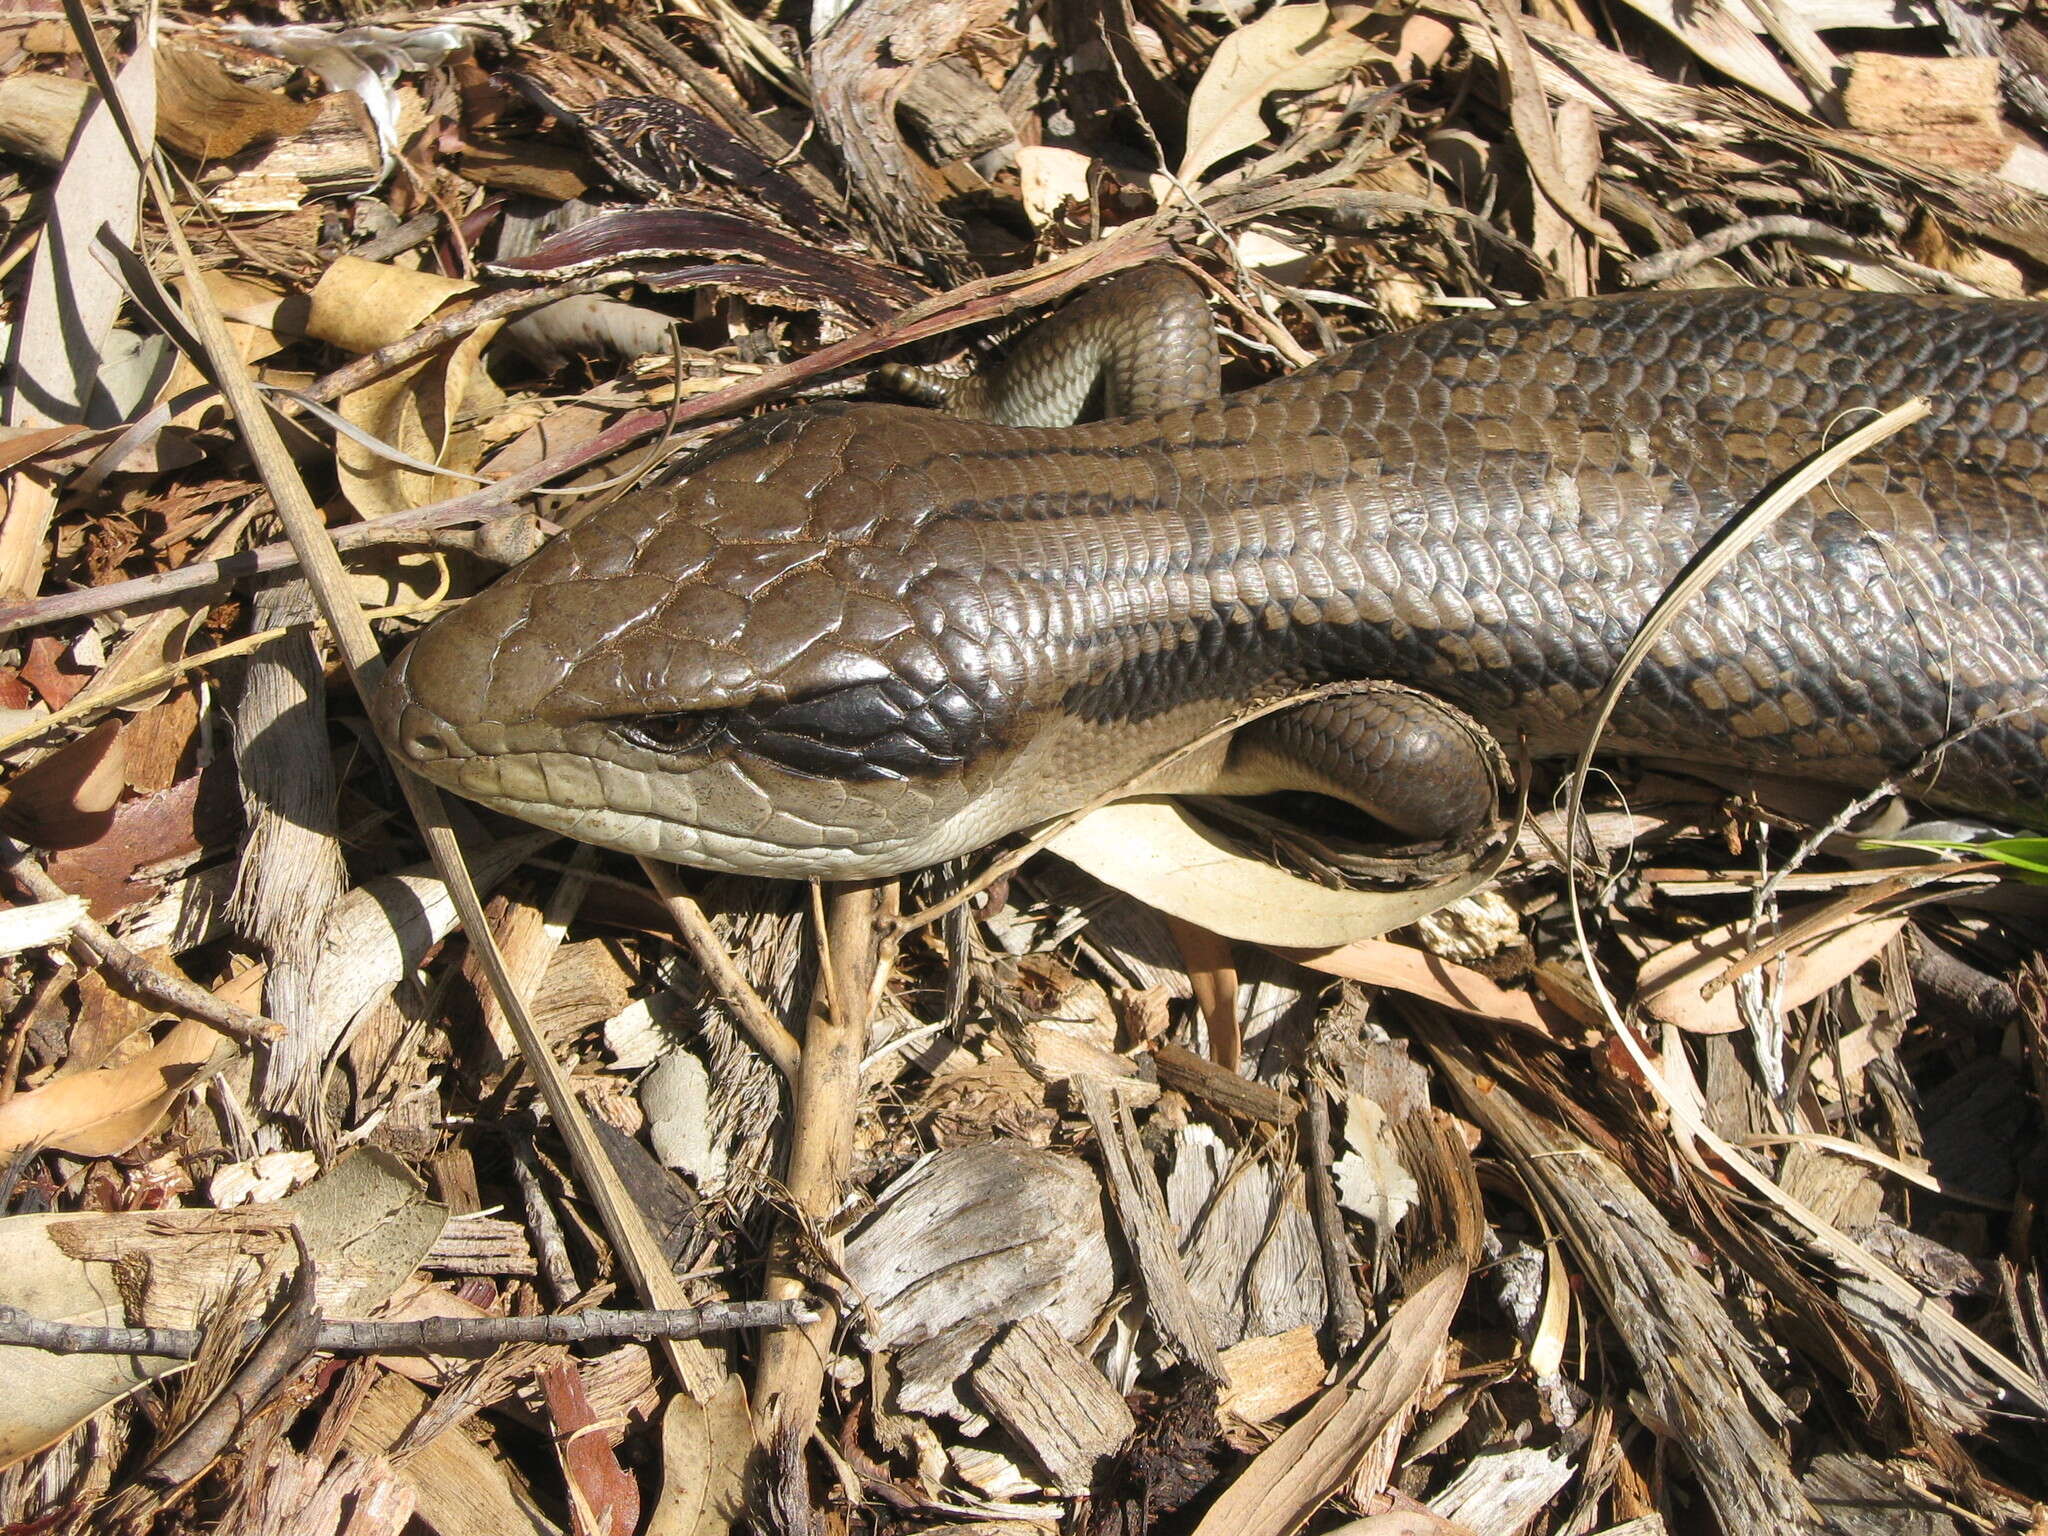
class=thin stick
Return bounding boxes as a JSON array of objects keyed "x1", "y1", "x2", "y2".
[
  {"x1": 0, "y1": 835, "x2": 280, "y2": 1046},
  {"x1": 0, "y1": 502, "x2": 549, "y2": 637},
  {"x1": 1620, "y1": 213, "x2": 1987, "y2": 296},
  {"x1": 67, "y1": 4, "x2": 730, "y2": 1401},
  {"x1": 639, "y1": 857, "x2": 803, "y2": 1083},
  {"x1": 0, "y1": 1298, "x2": 818, "y2": 1359},
  {"x1": 751, "y1": 880, "x2": 884, "y2": 1448}
]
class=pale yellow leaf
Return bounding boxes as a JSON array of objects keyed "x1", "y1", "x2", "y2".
[
  {"x1": 1178, "y1": 3, "x2": 1377, "y2": 185},
  {"x1": 1016, "y1": 145, "x2": 1094, "y2": 228},
  {"x1": 305, "y1": 256, "x2": 501, "y2": 515},
  {"x1": 1045, "y1": 797, "x2": 1497, "y2": 946}
]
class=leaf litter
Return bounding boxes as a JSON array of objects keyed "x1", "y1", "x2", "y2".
[{"x1": 0, "y1": 0, "x2": 2045, "y2": 1533}]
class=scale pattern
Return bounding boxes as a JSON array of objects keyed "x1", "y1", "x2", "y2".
[{"x1": 376, "y1": 289, "x2": 2048, "y2": 876}]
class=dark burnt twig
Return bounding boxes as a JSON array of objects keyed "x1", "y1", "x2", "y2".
[{"x1": 0, "y1": 1297, "x2": 819, "y2": 1360}]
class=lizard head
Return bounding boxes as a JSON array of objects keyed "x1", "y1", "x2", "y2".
[{"x1": 373, "y1": 404, "x2": 1043, "y2": 876}]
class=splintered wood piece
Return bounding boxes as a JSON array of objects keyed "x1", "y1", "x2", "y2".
[
  {"x1": 203, "y1": 93, "x2": 382, "y2": 214},
  {"x1": 0, "y1": 72, "x2": 93, "y2": 164},
  {"x1": 343, "y1": 1371, "x2": 555, "y2": 1536},
  {"x1": 1216, "y1": 1327, "x2": 1327, "y2": 1426},
  {"x1": 897, "y1": 57, "x2": 1014, "y2": 164},
  {"x1": 971, "y1": 1314, "x2": 1135, "y2": 1494},
  {"x1": 1841, "y1": 53, "x2": 2008, "y2": 172},
  {"x1": 842, "y1": 1142, "x2": 1113, "y2": 1419},
  {"x1": 1190, "y1": 1264, "x2": 1467, "y2": 1536},
  {"x1": 1078, "y1": 1078, "x2": 1225, "y2": 1381},
  {"x1": 421, "y1": 1216, "x2": 537, "y2": 1276},
  {"x1": 1019, "y1": 1020, "x2": 1160, "y2": 1105},
  {"x1": 1151, "y1": 1038, "x2": 1297, "y2": 1124}
]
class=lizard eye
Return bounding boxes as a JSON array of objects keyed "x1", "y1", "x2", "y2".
[{"x1": 611, "y1": 712, "x2": 727, "y2": 757}]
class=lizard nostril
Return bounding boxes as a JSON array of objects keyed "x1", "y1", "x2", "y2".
[{"x1": 401, "y1": 719, "x2": 457, "y2": 763}]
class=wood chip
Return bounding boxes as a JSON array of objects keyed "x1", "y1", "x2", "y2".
[
  {"x1": 970, "y1": 1314, "x2": 1135, "y2": 1493},
  {"x1": 1842, "y1": 53, "x2": 2009, "y2": 172},
  {"x1": 1078, "y1": 1078, "x2": 1225, "y2": 1381}
]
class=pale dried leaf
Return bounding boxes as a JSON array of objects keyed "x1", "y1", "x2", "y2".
[
  {"x1": 1178, "y1": 3, "x2": 1378, "y2": 185},
  {"x1": 1016, "y1": 146, "x2": 1094, "y2": 227},
  {"x1": 1046, "y1": 798, "x2": 1497, "y2": 946},
  {"x1": 1332, "y1": 1094, "x2": 1419, "y2": 1236},
  {"x1": 1603, "y1": 0, "x2": 1810, "y2": 111},
  {"x1": 1635, "y1": 912, "x2": 1909, "y2": 1033},
  {"x1": 0, "y1": 1148, "x2": 441, "y2": 1469},
  {"x1": 305, "y1": 257, "x2": 502, "y2": 514},
  {"x1": 641, "y1": 1050, "x2": 722, "y2": 1182},
  {"x1": 5, "y1": 32, "x2": 155, "y2": 431}
]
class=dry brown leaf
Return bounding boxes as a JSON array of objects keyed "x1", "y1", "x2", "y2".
[
  {"x1": 1634, "y1": 910, "x2": 1910, "y2": 1033},
  {"x1": 0, "y1": 964, "x2": 263, "y2": 1158},
  {"x1": 1164, "y1": 913, "x2": 1241, "y2": 1070},
  {"x1": 1391, "y1": 14, "x2": 1456, "y2": 74},
  {"x1": 1177, "y1": 3, "x2": 1380, "y2": 186},
  {"x1": 1530, "y1": 98, "x2": 1600, "y2": 296},
  {"x1": 1287, "y1": 937, "x2": 1576, "y2": 1040},
  {"x1": 1471, "y1": 0, "x2": 1625, "y2": 254},
  {"x1": 456, "y1": 134, "x2": 593, "y2": 199},
  {"x1": 0, "y1": 1017, "x2": 222, "y2": 1159},
  {"x1": 0, "y1": 424, "x2": 94, "y2": 475},
  {"x1": 61, "y1": 962, "x2": 164, "y2": 1074},
  {"x1": 306, "y1": 256, "x2": 504, "y2": 516},
  {"x1": 0, "y1": 718, "x2": 128, "y2": 847},
  {"x1": 63, "y1": 601, "x2": 209, "y2": 719},
  {"x1": 18, "y1": 633, "x2": 92, "y2": 708}
]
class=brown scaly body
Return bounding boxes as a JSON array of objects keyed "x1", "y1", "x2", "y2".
[{"x1": 376, "y1": 285, "x2": 2048, "y2": 876}]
